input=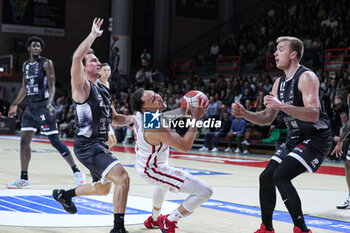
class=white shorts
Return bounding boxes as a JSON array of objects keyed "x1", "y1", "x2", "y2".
[{"x1": 138, "y1": 165, "x2": 190, "y2": 193}]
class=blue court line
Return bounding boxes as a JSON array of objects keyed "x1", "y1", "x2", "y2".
[
  {"x1": 0, "y1": 198, "x2": 41, "y2": 213},
  {"x1": 171, "y1": 199, "x2": 350, "y2": 232},
  {"x1": 123, "y1": 164, "x2": 231, "y2": 175},
  {"x1": 23, "y1": 195, "x2": 106, "y2": 215}
]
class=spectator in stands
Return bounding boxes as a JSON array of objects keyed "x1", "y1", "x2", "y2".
[
  {"x1": 263, "y1": 76, "x2": 273, "y2": 93},
  {"x1": 199, "y1": 112, "x2": 232, "y2": 152},
  {"x1": 223, "y1": 88, "x2": 234, "y2": 106},
  {"x1": 206, "y1": 79, "x2": 219, "y2": 97},
  {"x1": 135, "y1": 67, "x2": 146, "y2": 88},
  {"x1": 225, "y1": 117, "x2": 247, "y2": 154},
  {"x1": 55, "y1": 97, "x2": 65, "y2": 116},
  {"x1": 329, "y1": 98, "x2": 347, "y2": 139},
  {"x1": 216, "y1": 74, "x2": 227, "y2": 93},
  {"x1": 209, "y1": 41, "x2": 220, "y2": 57},
  {"x1": 327, "y1": 78, "x2": 338, "y2": 103},
  {"x1": 332, "y1": 111, "x2": 350, "y2": 159},
  {"x1": 253, "y1": 91, "x2": 266, "y2": 109},
  {"x1": 245, "y1": 99, "x2": 255, "y2": 112},
  {"x1": 206, "y1": 96, "x2": 220, "y2": 120},
  {"x1": 153, "y1": 69, "x2": 165, "y2": 83},
  {"x1": 241, "y1": 88, "x2": 253, "y2": 105},
  {"x1": 233, "y1": 89, "x2": 242, "y2": 104},
  {"x1": 167, "y1": 97, "x2": 177, "y2": 110},
  {"x1": 140, "y1": 49, "x2": 151, "y2": 68}
]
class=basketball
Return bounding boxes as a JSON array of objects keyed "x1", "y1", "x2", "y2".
[{"x1": 181, "y1": 90, "x2": 208, "y2": 115}]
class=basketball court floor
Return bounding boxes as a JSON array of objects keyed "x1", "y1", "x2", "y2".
[{"x1": 0, "y1": 135, "x2": 349, "y2": 233}]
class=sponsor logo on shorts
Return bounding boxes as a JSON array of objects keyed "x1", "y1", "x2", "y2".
[{"x1": 311, "y1": 158, "x2": 319, "y2": 168}]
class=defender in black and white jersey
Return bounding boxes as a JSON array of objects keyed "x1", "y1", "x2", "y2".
[
  {"x1": 52, "y1": 18, "x2": 133, "y2": 233},
  {"x1": 232, "y1": 36, "x2": 331, "y2": 233},
  {"x1": 7, "y1": 36, "x2": 85, "y2": 189},
  {"x1": 130, "y1": 88, "x2": 213, "y2": 233},
  {"x1": 332, "y1": 93, "x2": 350, "y2": 209}
]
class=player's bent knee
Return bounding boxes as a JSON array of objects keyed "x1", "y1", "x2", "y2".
[
  {"x1": 197, "y1": 184, "x2": 213, "y2": 201},
  {"x1": 204, "y1": 185, "x2": 214, "y2": 200},
  {"x1": 20, "y1": 137, "x2": 31, "y2": 148},
  {"x1": 272, "y1": 168, "x2": 287, "y2": 186},
  {"x1": 259, "y1": 170, "x2": 271, "y2": 184},
  {"x1": 48, "y1": 134, "x2": 70, "y2": 157},
  {"x1": 107, "y1": 165, "x2": 130, "y2": 186},
  {"x1": 96, "y1": 184, "x2": 112, "y2": 195}
]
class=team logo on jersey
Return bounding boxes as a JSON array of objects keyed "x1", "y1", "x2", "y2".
[{"x1": 143, "y1": 111, "x2": 161, "y2": 129}]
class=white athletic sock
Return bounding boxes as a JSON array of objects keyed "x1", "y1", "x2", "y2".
[
  {"x1": 152, "y1": 209, "x2": 161, "y2": 221},
  {"x1": 167, "y1": 208, "x2": 183, "y2": 222}
]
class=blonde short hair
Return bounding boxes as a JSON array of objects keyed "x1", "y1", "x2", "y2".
[{"x1": 276, "y1": 36, "x2": 304, "y2": 61}]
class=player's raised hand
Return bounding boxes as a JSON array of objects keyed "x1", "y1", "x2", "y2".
[
  {"x1": 91, "y1": 17, "x2": 104, "y2": 37},
  {"x1": 231, "y1": 102, "x2": 246, "y2": 118}
]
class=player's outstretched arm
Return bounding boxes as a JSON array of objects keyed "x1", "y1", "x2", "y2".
[
  {"x1": 111, "y1": 105, "x2": 134, "y2": 126},
  {"x1": 71, "y1": 17, "x2": 103, "y2": 103},
  {"x1": 232, "y1": 78, "x2": 280, "y2": 126},
  {"x1": 268, "y1": 71, "x2": 320, "y2": 123}
]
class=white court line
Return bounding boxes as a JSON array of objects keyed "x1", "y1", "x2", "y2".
[
  {"x1": 0, "y1": 198, "x2": 44, "y2": 213},
  {"x1": 12, "y1": 196, "x2": 67, "y2": 213},
  {"x1": 0, "y1": 204, "x2": 18, "y2": 212}
]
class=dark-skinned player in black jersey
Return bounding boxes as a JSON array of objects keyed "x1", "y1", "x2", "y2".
[{"x1": 7, "y1": 36, "x2": 85, "y2": 189}]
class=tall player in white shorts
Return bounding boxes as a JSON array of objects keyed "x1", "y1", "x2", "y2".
[{"x1": 130, "y1": 88, "x2": 213, "y2": 233}]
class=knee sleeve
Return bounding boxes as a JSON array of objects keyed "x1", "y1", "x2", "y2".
[
  {"x1": 153, "y1": 186, "x2": 168, "y2": 208},
  {"x1": 180, "y1": 175, "x2": 213, "y2": 212},
  {"x1": 48, "y1": 134, "x2": 71, "y2": 157},
  {"x1": 272, "y1": 156, "x2": 307, "y2": 186}
]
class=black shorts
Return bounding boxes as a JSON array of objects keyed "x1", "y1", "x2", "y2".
[
  {"x1": 21, "y1": 100, "x2": 58, "y2": 135},
  {"x1": 272, "y1": 129, "x2": 332, "y2": 173},
  {"x1": 74, "y1": 136, "x2": 120, "y2": 183}
]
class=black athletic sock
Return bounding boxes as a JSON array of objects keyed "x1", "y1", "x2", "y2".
[
  {"x1": 63, "y1": 188, "x2": 76, "y2": 200},
  {"x1": 113, "y1": 213, "x2": 125, "y2": 230},
  {"x1": 21, "y1": 171, "x2": 28, "y2": 180},
  {"x1": 71, "y1": 165, "x2": 80, "y2": 173}
]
